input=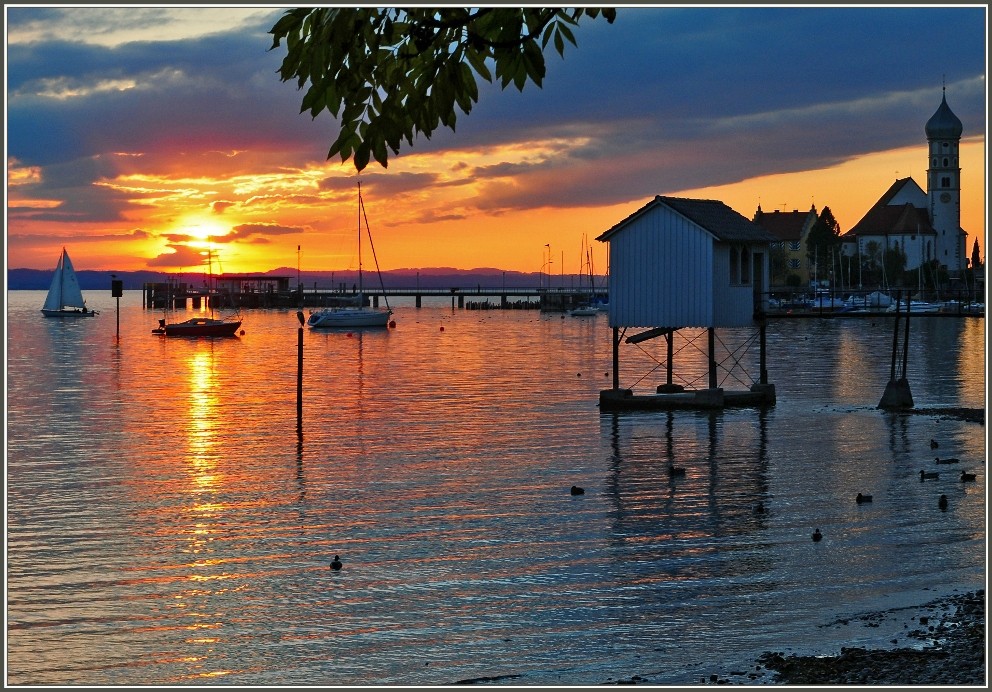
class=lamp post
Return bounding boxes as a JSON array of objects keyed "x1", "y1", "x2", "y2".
[{"x1": 546, "y1": 243, "x2": 552, "y2": 290}]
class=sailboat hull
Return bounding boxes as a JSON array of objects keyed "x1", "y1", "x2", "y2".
[
  {"x1": 153, "y1": 317, "x2": 242, "y2": 336},
  {"x1": 307, "y1": 308, "x2": 392, "y2": 328},
  {"x1": 41, "y1": 308, "x2": 97, "y2": 317}
]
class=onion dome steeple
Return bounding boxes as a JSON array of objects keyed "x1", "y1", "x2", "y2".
[{"x1": 925, "y1": 88, "x2": 963, "y2": 140}]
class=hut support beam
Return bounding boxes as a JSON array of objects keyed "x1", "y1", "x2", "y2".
[
  {"x1": 708, "y1": 327, "x2": 717, "y2": 389},
  {"x1": 612, "y1": 326, "x2": 620, "y2": 390}
]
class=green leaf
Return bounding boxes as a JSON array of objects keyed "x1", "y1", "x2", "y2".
[
  {"x1": 466, "y1": 48, "x2": 493, "y2": 82},
  {"x1": 354, "y1": 140, "x2": 371, "y2": 172}
]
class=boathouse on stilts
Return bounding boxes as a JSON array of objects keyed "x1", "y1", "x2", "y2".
[{"x1": 595, "y1": 195, "x2": 779, "y2": 411}]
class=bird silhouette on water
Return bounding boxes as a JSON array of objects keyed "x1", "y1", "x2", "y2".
[
  {"x1": 856, "y1": 493, "x2": 873, "y2": 504},
  {"x1": 935, "y1": 457, "x2": 960, "y2": 464},
  {"x1": 930, "y1": 438, "x2": 939, "y2": 450},
  {"x1": 920, "y1": 469, "x2": 939, "y2": 481},
  {"x1": 960, "y1": 471, "x2": 977, "y2": 482},
  {"x1": 330, "y1": 555, "x2": 342, "y2": 570},
  {"x1": 811, "y1": 528, "x2": 823, "y2": 542},
  {"x1": 668, "y1": 464, "x2": 686, "y2": 477},
  {"x1": 938, "y1": 494, "x2": 949, "y2": 511},
  {"x1": 570, "y1": 485, "x2": 585, "y2": 496}
]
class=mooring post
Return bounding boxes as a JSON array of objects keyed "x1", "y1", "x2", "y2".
[
  {"x1": 111, "y1": 275, "x2": 123, "y2": 341},
  {"x1": 878, "y1": 290, "x2": 914, "y2": 409},
  {"x1": 889, "y1": 290, "x2": 901, "y2": 382},
  {"x1": 901, "y1": 297, "x2": 911, "y2": 379},
  {"x1": 296, "y1": 311, "x2": 304, "y2": 424}
]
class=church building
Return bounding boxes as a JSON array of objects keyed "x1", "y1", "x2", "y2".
[{"x1": 840, "y1": 89, "x2": 969, "y2": 276}]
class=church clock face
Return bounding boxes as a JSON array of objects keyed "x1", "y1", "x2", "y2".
[{"x1": 940, "y1": 192, "x2": 952, "y2": 203}]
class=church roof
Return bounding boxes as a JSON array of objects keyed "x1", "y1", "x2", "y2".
[
  {"x1": 752, "y1": 206, "x2": 815, "y2": 242},
  {"x1": 925, "y1": 92, "x2": 963, "y2": 140},
  {"x1": 843, "y1": 177, "x2": 934, "y2": 238}
]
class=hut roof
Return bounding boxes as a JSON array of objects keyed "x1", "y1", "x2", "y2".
[{"x1": 597, "y1": 196, "x2": 778, "y2": 244}]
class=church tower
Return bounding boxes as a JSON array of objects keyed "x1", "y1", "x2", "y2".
[{"x1": 925, "y1": 88, "x2": 966, "y2": 273}]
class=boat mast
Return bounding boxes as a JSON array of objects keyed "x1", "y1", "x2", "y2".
[{"x1": 357, "y1": 181, "x2": 364, "y2": 297}]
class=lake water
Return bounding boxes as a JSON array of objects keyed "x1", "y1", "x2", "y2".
[{"x1": 5, "y1": 290, "x2": 986, "y2": 685}]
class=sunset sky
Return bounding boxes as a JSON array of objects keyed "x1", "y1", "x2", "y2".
[{"x1": 5, "y1": 5, "x2": 987, "y2": 277}]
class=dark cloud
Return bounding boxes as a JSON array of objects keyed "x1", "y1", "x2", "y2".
[
  {"x1": 229, "y1": 223, "x2": 301, "y2": 239},
  {"x1": 4, "y1": 6, "x2": 986, "y2": 236}
]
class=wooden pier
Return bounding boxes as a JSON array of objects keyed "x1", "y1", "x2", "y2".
[{"x1": 142, "y1": 277, "x2": 607, "y2": 312}]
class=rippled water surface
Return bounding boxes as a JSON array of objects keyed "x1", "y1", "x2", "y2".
[{"x1": 6, "y1": 291, "x2": 986, "y2": 685}]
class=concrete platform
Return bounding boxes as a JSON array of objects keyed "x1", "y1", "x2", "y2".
[{"x1": 599, "y1": 383, "x2": 776, "y2": 411}]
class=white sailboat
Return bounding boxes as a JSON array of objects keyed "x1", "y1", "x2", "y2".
[
  {"x1": 41, "y1": 247, "x2": 97, "y2": 317},
  {"x1": 568, "y1": 236, "x2": 601, "y2": 317},
  {"x1": 308, "y1": 182, "x2": 394, "y2": 329}
]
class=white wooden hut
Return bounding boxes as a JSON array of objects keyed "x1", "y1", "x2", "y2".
[{"x1": 595, "y1": 195, "x2": 779, "y2": 410}]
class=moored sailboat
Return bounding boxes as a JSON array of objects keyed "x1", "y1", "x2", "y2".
[
  {"x1": 152, "y1": 315, "x2": 243, "y2": 337},
  {"x1": 308, "y1": 182, "x2": 394, "y2": 329},
  {"x1": 40, "y1": 247, "x2": 98, "y2": 317}
]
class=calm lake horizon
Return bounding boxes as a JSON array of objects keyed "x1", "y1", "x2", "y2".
[{"x1": 5, "y1": 290, "x2": 986, "y2": 686}]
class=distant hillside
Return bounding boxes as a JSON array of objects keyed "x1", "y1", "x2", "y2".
[{"x1": 7, "y1": 267, "x2": 604, "y2": 291}]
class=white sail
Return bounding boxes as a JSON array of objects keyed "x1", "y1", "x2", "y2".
[
  {"x1": 41, "y1": 248, "x2": 89, "y2": 314},
  {"x1": 42, "y1": 251, "x2": 66, "y2": 312}
]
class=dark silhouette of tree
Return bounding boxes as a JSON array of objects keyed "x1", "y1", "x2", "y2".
[
  {"x1": 883, "y1": 245, "x2": 907, "y2": 287},
  {"x1": 805, "y1": 206, "x2": 842, "y2": 285},
  {"x1": 971, "y1": 237, "x2": 983, "y2": 269},
  {"x1": 268, "y1": 7, "x2": 617, "y2": 171}
]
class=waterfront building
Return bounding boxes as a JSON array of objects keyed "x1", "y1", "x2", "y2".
[{"x1": 752, "y1": 204, "x2": 819, "y2": 287}]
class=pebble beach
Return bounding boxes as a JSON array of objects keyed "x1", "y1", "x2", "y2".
[
  {"x1": 598, "y1": 589, "x2": 985, "y2": 686},
  {"x1": 747, "y1": 589, "x2": 985, "y2": 686}
]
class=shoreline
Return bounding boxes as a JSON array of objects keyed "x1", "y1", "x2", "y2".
[
  {"x1": 907, "y1": 407, "x2": 985, "y2": 425},
  {"x1": 707, "y1": 589, "x2": 986, "y2": 686}
]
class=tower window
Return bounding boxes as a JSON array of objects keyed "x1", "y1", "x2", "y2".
[
  {"x1": 941, "y1": 177, "x2": 951, "y2": 188},
  {"x1": 943, "y1": 158, "x2": 949, "y2": 167}
]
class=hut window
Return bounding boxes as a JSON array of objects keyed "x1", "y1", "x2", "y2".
[
  {"x1": 729, "y1": 246, "x2": 739, "y2": 283},
  {"x1": 741, "y1": 246, "x2": 751, "y2": 284}
]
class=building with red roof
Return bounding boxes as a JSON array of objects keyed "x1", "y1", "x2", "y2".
[{"x1": 752, "y1": 204, "x2": 818, "y2": 286}]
